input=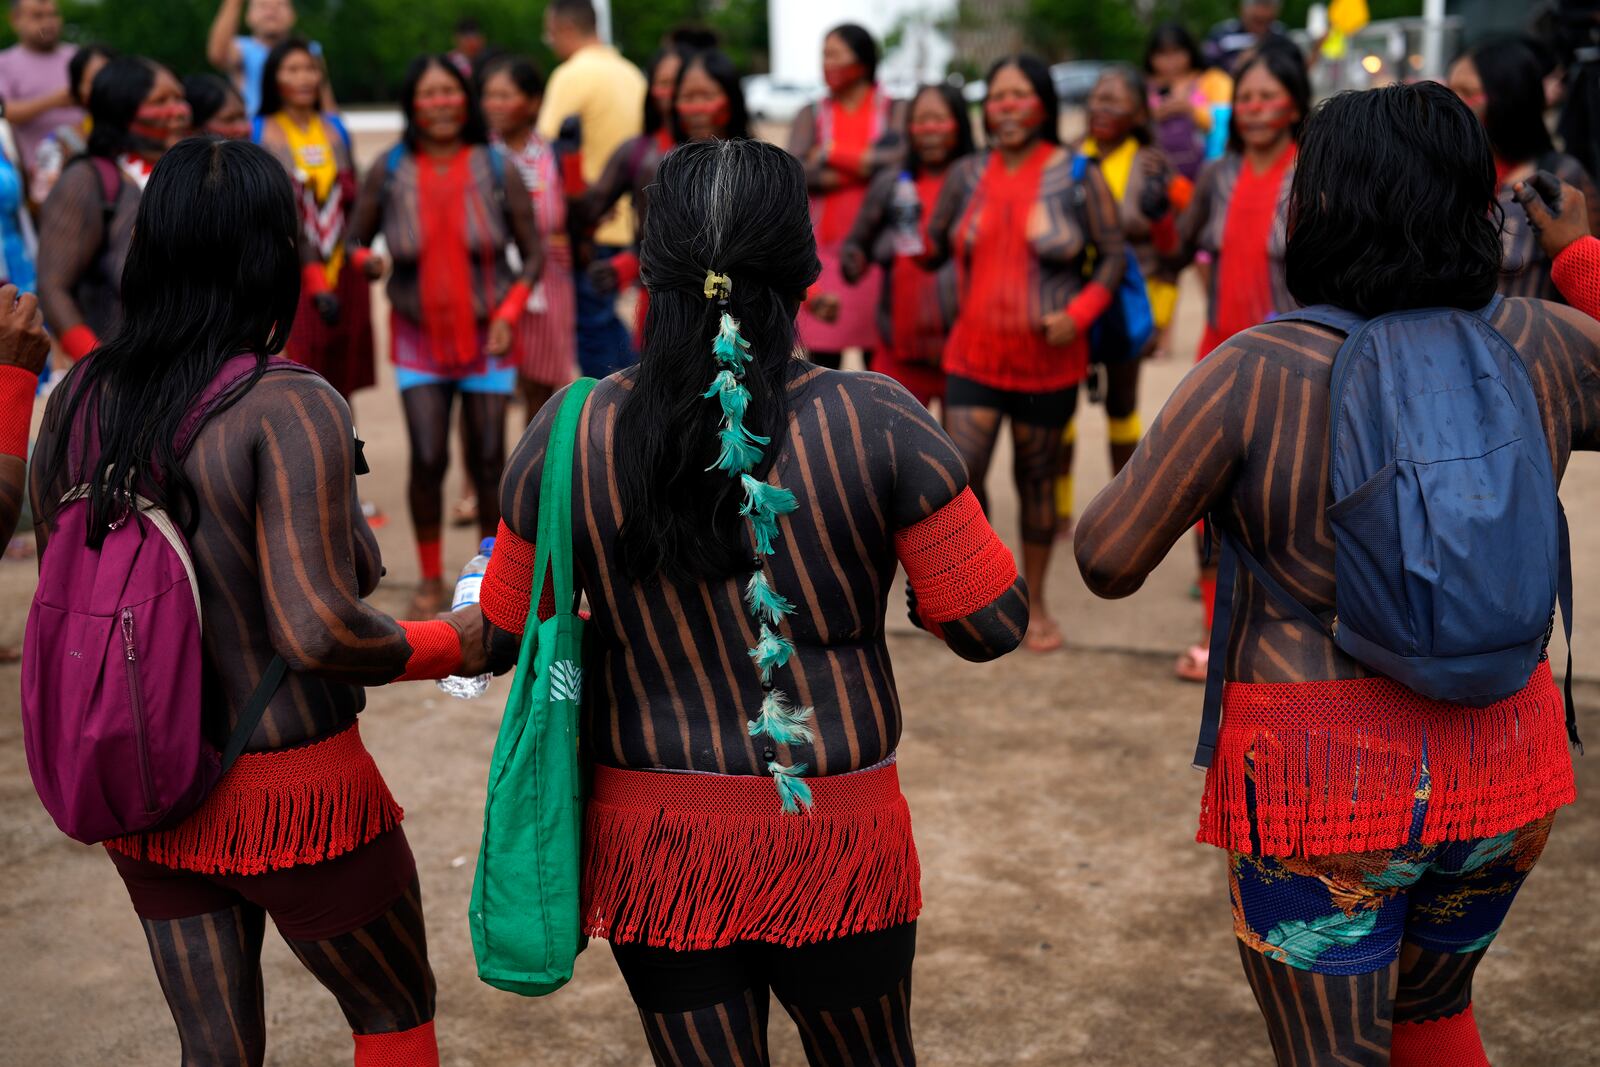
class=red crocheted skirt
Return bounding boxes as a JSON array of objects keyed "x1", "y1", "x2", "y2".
[
  {"x1": 104, "y1": 723, "x2": 403, "y2": 876},
  {"x1": 1198, "y1": 664, "x2": 1575, "y2": 858},
  {"x1": 583, "y1": 762, "x2": 921, "y2": 951}
]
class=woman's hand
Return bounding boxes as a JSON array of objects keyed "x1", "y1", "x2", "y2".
[
  {"x1": 0, "y1": 287, "x2": 50, "y2": 375},
  {"x1": 312, "y1": 292, "x2": 341, "y2": 326},
  {"x1": 363, "y1": 253, "x2": 388, "y2": 281},
  {"x1": 1517, "y1": 174, "x2": 1590, "y2": 261},
  {"x1": 807, "y1": 291, "x2": 842, "y2": 323},
  {"x1": 587, "y1": 258, "x2": 619, "y2": 295},
  {"x1": 486, "y1": 317, "x2": 515, "y2": 358},
  {"x1": 840, "y1": 245, "x2": 868, "y2": 284},
  {"x1": 446, "y1": 606, "x2": 489, "y2": 677},
  {"x1": 1042, "y1": 309, "x2": 1078, "y2": 347}
]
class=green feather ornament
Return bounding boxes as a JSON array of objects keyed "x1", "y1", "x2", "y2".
[
  {"x1": 748, "y1": 690, "x2": 815, "y2": 744},
  {"x1": 769, "y1": 761, "x2": 814, "y2": 814},
  {"x1": 744, "y1": 569, "x2": 796, "y2": 626}
]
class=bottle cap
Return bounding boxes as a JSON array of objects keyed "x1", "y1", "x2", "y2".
[{"x1": 480, "y1": 537, "x2": 496, "y2": 556}]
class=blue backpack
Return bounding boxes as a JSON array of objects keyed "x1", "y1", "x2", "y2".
[
  {"x1": 1071, "y1": 154, "x2": 1154, "y2": 361},
  {"x1": 1195, "y1": 296, "x2": 1577, "y2": 767}
]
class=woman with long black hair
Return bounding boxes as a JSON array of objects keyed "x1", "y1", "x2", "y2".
[
  {"x1": 184, "y1": 72, "x2": 250, "y2": 139},
  {"x1": 37, "y1": 55, "x2": 191, "y2": 362},
  {"x1": 32, "y1": 138, "x2": 486, "y2": 1067},
  {"x1": 926, "y1": 53, "x2": 1126, "y2": 654},
  {"x1": 788, "y1": 23, "x2": 905, "y2": 370},
  {"x1": 254, "y1": 38, "x2": 378, "y2": 404},
  {"x1": 1450, "y1": 38, "x2": 1600, "y2": 301},
  {"x1": 839, "y1": 82, "x2": 973, "y2": 408},
  {"x1": 476, "y1": 138, "x2": 1026, "y2": 1065},
  {"x1": 349, "y1": 55, "x2": 543, "y2": 617}
]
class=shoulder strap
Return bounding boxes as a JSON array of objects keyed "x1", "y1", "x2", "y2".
[
  {"x1": 220, "y1": 656, "x2": 287, "y2": 773},
  {"x1": 174, "y1": 355, "x2": 311, "y2": 458},
  {"x1": 251, "y1": 115, "x2": 265, "y2": 143},
  {"x1": 86, "y1": 155, "x2": 120, "y2": 216},
  {"x1": 1558, "y1": 504, "x2": 1581, "y2": 750},
  {"x1": 533, "y1": 379, "x2": 598, "y2": 617},
  {"x1": 1071, "y1": 153, "x2": 1088, "y2": 183},
  {"x1": 1474, "y1": 293, "x2": 1505, "y2": 323},
  {"x1": 328, "y1": 114, "x2": 352, "y2": 153},
  {"x1": 1271, "y1": 303, "x2": 1367, "y2": 336}
]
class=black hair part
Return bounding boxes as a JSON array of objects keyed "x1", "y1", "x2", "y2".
[
  {"x1": 479, "y1": 53, "x2": 544, "y2": 101},
  {"x1": 1095, "y1": 63, "x2": 1154, "y2": 146},
  {"x1": 1227, "y1": 39, "x2": 1310, "y2": 154},
  {"x1": 67, "y1": 43, "x2": 116, "y2": 106},
  {"x1": 181, "y1": 74, "x2": 239, "y2": 129},
  {"x1": 904, "y1": 82, "x2": 975, "y2": 176},
  {"x1": 615, "y1": 139, "x2": 821, "y2": 584},
  {"x1": 40, "y1": 139, "x2": 302, "y2": 547},
  {"x1": 1143, "y1": 20, "x2": 1205, "y2": 76},
  {"x1": 86, "y1": 56, "x2": 161, "y2": 160},
  {"x1": 1462, "y1": 38, "x2": 1556, "y2": 164},
  {"x1": 255, "y1": 37, "x2": 318, "y2": 119},
  {"x1": 548, "y1": 0, "x2": 597, "y2": 36},
  {"x1": 985, "y1": 54, "x2": 1061, "y2": 145},
  {"x1": 399, "y1": 54, "x2": 488, "y2": 151},
  {"x1": 827, "y1": 23, "x2": 879, "y2": 85},
  {"x1": 1285, "y1": 82, "x2": 1501, "y2": 318},
  {"x1": 668, "y1": 48, "x2": 751, "y2": 142}
]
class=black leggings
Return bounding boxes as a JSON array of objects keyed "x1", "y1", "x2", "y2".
[
  {"x1": 400, "y1": 383, "x2": 508, "y2": 544},
  {"x1": 611, "y1": 922, "x2": 917, "y2": 1066}
]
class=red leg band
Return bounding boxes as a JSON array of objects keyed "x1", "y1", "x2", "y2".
[
  {"x1": 1200, "y1": 576, "x2": 1217, "y2": 632},
  {"x1": 396, "y1": 620, "x2": 461, "y2": 681},
  {"x1": 480, "y1": 519, "x2": 556, "y2": 635},
  {"x1": 0, "y1": 364, "x2": 36, "y2": 459},
  {"x1": 1551, "y1": 234, "x2": 1600, "y2": 320},
  {"x1": 1391, "y1": 1004, "x2": 1489, "y2": 1067},
  {"x1": 417, "y1": 539, "x2": 443, "y2": 582},
  {"x1": 894, "y1": 487, "x2": 1018, "y2": 624},
  {"x1": 353, "y1": 1020, "x2": 439, "y2": 1067}
]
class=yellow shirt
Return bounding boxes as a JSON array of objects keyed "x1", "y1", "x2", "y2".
[{"x1": 537, "y1": 43, "x2": 646, "y2": 247}]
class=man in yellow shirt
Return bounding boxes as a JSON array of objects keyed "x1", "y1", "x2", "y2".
[{"x1": 539, "y1": 0, "x2": 646, "y2": 375}]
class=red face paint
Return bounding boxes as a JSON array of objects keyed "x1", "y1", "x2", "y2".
[
  {"x1": 824, "y1": 61, "x2": 867, "y2": 93},
  {"x1": 909, "y1": 119, "x2": 958, "y2": 137},
  {"x1": 676, "y1": 98, "x2": 730, "y2": 127},
  {"x1": 130, "y1": 102, "x2": 191, "y2": 143},
  {"x1": 984, "y1": 97, "x2": 1044, "y2": 130},
  {"x1": 1235, "y1": 96, "x2": 1297, "y2": 131},
  {"x1": 209, "y1": 120, "x2": 252, "y2": 141},
  {"x1": 413, "y1": 91, "x2": 468, "y2": 120}
]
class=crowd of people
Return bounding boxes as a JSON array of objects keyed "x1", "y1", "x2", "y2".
[{"x1": 3, "y1": 0, "x2": 1600, "y2": 1064}]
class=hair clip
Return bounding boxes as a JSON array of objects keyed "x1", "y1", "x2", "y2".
[{"x1": 704, "y1": 270, "x2": 733, "y2": 303}]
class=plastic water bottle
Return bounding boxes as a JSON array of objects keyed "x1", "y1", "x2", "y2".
[
  {"x1": 438, "y1": 537, "x2": 495, "y2": 699},
  {"x1": 889, "y1": 172, "x2": 925, "y2": 257}
]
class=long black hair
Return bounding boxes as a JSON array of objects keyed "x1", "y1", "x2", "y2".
[
  {"x1": 1464, "y1": 38, "x2": 1556, "y2": 164},
  {"x1": 827, "y1": 23, "x2": 879, "y2": 84},
  {"x1": 67, "y1": 44, "x2": 116, "y2": 107},
  {"x1": 905, "y1": 83, "x2": 975, "y2": 176},
  {"x1": 1227, "y1": 39, "x2": 1310, "y2": 153},
  {"x1": 480, "y1": 53, "x2": 545, "y2": 104},
  {"x1": 40, "y1": 139, "x2": 302, "y2": 546},
  {"x1": 1144, "y1": 21, "x2": 1205, "y2": 76},
  {"x1": 643, "y1": 28, "x2": 717, "y2": 135},
  {"x1": 1285, "y1": 82, "x2": 1501, "y2": 318},
  {"x1": 182, "y1": 74, "x2": 241, "y2": 129},
  {"x1": 985, "y1": 54, "x2": 1061, "y2": 145},
  {"x1": 668, "y1": 48, "x2": 751, "y2": 142},
  {"x1": 85, "y1": 56, "x2": 160, "y2": 160},
  {"x1": 615, "y1": 139, "x2": 821, "y2": 584},
  {"x1": 399, "y1": 54, "x2": 488, "y2": 151},
  {"x1": 256, "y1": 37, "x2": 319, "y2": 119}
]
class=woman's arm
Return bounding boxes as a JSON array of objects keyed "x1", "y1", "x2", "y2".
[
  {"x1": 569, "y1": 138, "x2": 634, "y2": 234},
  {"x1": 840, "y1": 169, "x2": 894, "y2": 283},
  {"x1": 920, "y1": 157, "x2": 973, "y2": 272},
  {"x1": 36, "y1": 162, "x2": 106, "y2": 359},
  {"x1": 1168, "y1": 157, "x2": 1219, "y2": 273},
  {"x1": 0, "y1": 289, "x2": 49, "y2": 547}
]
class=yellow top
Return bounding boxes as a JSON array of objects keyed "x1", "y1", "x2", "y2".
[
  {"x1": 1081, "y1": 135, "x2": 1139, "y2": 202},
  {"x1": 537, "y1": 43, "x2": 647, "y2": 247},
  {"x1": 275, "y1": 112, "x2": 345, "y2": 285}
]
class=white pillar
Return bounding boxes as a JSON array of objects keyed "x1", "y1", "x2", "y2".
[
  {"x1": 1421, "y1": 0, "x2": 1447, "y2": 80},
  {"x1": 595, "y1": 0, "x2": 614, "y2": 46}
]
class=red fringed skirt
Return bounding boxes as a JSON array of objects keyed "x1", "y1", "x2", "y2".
[
  {"x1": 104, "y1": 723, "x2": 403, "y2": 876},
  {"x1": 1199, "y1": 663, "x2": 1575, "y2": 858},
  {"x1": 583, "y1": 762, "x2": 921, "y2": 951}
]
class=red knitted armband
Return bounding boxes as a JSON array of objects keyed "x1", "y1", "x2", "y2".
[
  {"x1": 480, "y1": 519, "x2": 558, "y2": 635},
  {"x1": 609, "y1": 250, "x2": 641, "y2": 290},
  {"x1": 350, "y1": 247, "x2": 374, "y2": 274},
  {"x1": 395, "y1": 620, "x2": 461, "y2": 681},
  {"x1": 495, "y1": 281, "x2": 532, "y2": 324},
  {"x1": 0, "y1": 364, "x2": 35, "y2": 459},
  {"x1": 1167, "y1": 174, "x2": 1194, "y2": 213},
  {"x1": 1065, "y1": 282, "x2": 1113, "y2": 337},
  {"x1": 894, "y1": 488, "x2": 1018, "y2": 623},
  {"x1": 61, "y1": 324, "x2": 98, "y2": 361},
  {"x1": 1551, "y1": 235, "x2": 1600, "y2": 321},
  {"x1": 301, "y1": 262, "x2": 331, "y2": 296}
]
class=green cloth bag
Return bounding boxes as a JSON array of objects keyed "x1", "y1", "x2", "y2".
[{"x1": 469, "y1": 378, "x2": 596, "y2": 996}]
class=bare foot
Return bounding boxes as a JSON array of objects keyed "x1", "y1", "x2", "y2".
[
  {"x1": 407, "y1": 579, "x2": 450, "y2": 620},
  {"x1": 1024, "y1": 616, "x2": 1065, "y2": 653},
  {"x1": 450, "y1": 496, "x2": 478, "y2": 529},
  {"x1": 1175, "y1": 644, "x2": 1209, "y2": 682}
]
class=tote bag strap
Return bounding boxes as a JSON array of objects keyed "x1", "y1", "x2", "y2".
[{"x1": 532, "y1": 379, "x2": 597, "y2": 619}]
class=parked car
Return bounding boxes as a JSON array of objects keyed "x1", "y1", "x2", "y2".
[
  {"x1": 1051, "y1": 61, "x2": 1106, "y2": 106},
  {"x1": 743, "y1": 75, "x2": 821, "y2": 124}
]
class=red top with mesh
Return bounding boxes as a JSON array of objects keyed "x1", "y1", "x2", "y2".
[
  {"x1": 817, "y1": 88, "x2": 883, "y2": 246},
  {"x1": 1199, "y1": 145, "x2": 1295, "y2": 358}
]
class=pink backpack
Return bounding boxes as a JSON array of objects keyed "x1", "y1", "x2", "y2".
[{"x1": 22, "y1": 355, "x2": 306, "y2": 843}]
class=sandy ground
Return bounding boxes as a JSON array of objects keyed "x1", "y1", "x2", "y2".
[{"x1": 1, "y1": 130, "x2": 1598, "y2": 1065}]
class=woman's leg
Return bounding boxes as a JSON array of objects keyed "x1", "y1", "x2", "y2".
[
  {"x1": 460, "y1": 390, "x2": 511, "y2": 540},
  {"x1": 940, "y1": 405, "x2": 1003, "y2": 516},
  {"x1": 1238, "y1": 944, "x2": 1398, "y2": 1066},
  {"x1": 400, "y1": 383, "x2": 456, "y2": 617},
  {"x1": 767, "y1": 923, "x2": 918, "y2": 1067},
  {"x1": 1012, "y1": 417, "x2": 1069, "y2": 651},
  {"x1": 138, "y1": 906, "x2": 270, "y2": 1067},
  {"x1": 610, "y1": 941, "x2": 772, "y2": 1067},
  {"x1": 1102, "y1": 358, "x2": 1143, "y2": 475}
]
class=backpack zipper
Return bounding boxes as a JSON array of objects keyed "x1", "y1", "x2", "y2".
[{"x1": 121, "y1": 609, "x2": 158, "y2": 814}]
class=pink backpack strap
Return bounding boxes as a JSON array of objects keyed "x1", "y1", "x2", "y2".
[{"x1": 174, "y1": 355, "x2": 312, "y2": 457}]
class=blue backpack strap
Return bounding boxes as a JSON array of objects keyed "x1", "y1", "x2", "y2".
[
  {"x1": 328, "y1": 114, "x2": 352, "y2": 153},
  {"x1": 1558, "y1": 503, "x2": 1581, "y2": 750},
  {"x1": 250, "y1": 115, "x2": 265, "y2": 143},
  {"x1": 1271, "y1": 304, "x2": 1368, "y2": 336},
  {"x1": 1071, "y1": 153, "x2": 1088, "y2": 183},
  {"x1": 1474, "y1": 293, "x2": 1505, "y2": 322}
]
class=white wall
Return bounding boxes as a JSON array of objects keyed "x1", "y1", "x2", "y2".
[{"x1": 769, "y1": 0, "x2": 957, "y2": 87}]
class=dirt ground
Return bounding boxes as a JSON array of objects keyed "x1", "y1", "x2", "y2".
[{"x1": 2, "y1": 134, "x2": 1600, "y2": 1065}]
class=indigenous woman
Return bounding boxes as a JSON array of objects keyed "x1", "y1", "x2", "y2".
[
  {"x1": 33, "y1": 138, "x2": 487, "y2": 1067},
  {"x1": 1078, "y1": 82, "x2": 1591, "y2": 1067},
  {"x1": 788, "y1": 24, "x2": 905, "y2": 370},
  {"x1": 1056, "y1": 66, "x2": 1184, "y2": 533},
  {"x1": 184, "y1": 72, "x2": 250, "y2": 139},
  {"x1": 479, "y1": 139, "x2": 1026, "y2": 1066},
  {"x1": 1170, "y1": 39, "x2": 1308, "y2": 682},
  {"x1": 30, "y1": 44, "x2": 116, "y2": 205},
  {"x1": 38, "y1": 56, "x2": 191, "y2": 362},
  {"x1": 926, "y1": 54, "x2": 1126, "y2": 653},
  {"x1": 349, "y1": 55, "x2": 543, "y2": 617},
  {"x1": 839, "y1": 83, "x2": 974, "y2": 408},
  {"x1": 481, "y1": 55, "x2": 577, "y2": 425},
  {"x1": 1450, "y1": 39, "x2": 1600, "y2": 301},
  {"x1": 1144, "y1": 21, "x2": 1228, "y2": 182},
  {"x1": 254, "y1": 38, "x2": 377, "y2": 404}
]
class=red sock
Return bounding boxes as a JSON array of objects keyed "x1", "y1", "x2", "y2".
[
  {"x1": 1391, "y1": 1004, "x2": 1489, "y2": 1067},
  {"x1": 1200, "y1": 576, "x2": 1218, "y2": 632},
  {"x1": 353, "y1": 1020, "x2": 439, "y2": 1067},
  {"x1": 417, "y1": 539, "x2": 443, "y2": 583}
]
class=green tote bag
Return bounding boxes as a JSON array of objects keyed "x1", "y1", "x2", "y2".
[{"x1": 469, "y1": 378, "x2": 596, "y2": 996}]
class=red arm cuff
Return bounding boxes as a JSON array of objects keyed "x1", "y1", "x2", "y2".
[
  {"x1": 0, "y1": 364, "x2": 36, "y2": 459},
  {"x1": 1551, "y1": 235, "x2": 1600, "y2": 320},
  {"x1": 561, "y1": 153, "x2": 587, "y2": 198},
  {"x1": 395, "y1": 620, "x2": 462, "y2": 681},
  {"x1": 609, "y1": 250, "x2": 641, "y2": 290},
  {"x1": 1167, "y1": 175, "x2": 1194, "y2": 214},
  {"x1": 61, "y1": 324, "x2": 98, "y2": 361},
  {"x1": 495, "y1": 281, "x2": 532, "y2": 324},
  {"x1": 301, "y1": 262, "x2": 331, "y2": 296},
  {"x1": 1066, "y1": 282, "x2": 1114, "y2": 337},
  {"x1": 350, "y1": 247, "x2": 374, "y2": 274},
  {"x1": 481, "y1": 519, "x2": 557, "y2": 636},
  {"x1": 894, "y1": 487, "x2": 1019, "y2": 623}
]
